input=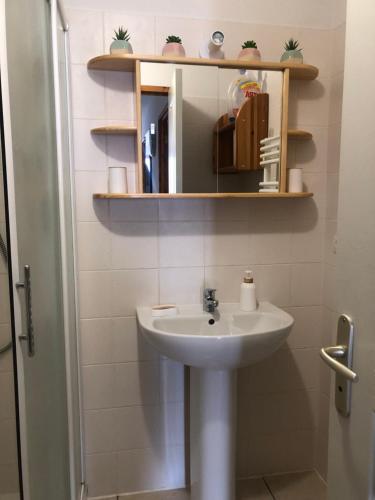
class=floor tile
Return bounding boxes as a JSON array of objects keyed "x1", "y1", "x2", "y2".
[
  {"x1": 119, "y1": 488, "x2": 189, "y2": 499},
  {"x1": 237, "y1": 478, "x2": 273, "y2": 499},
  {"x1": 265, "y1": 471, "x2": 326, "y2": 500}
]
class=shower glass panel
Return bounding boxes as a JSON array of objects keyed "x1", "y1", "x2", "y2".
[
  {"x1": 4, "y1": 0, "x2": 77, "y2": 498},
  {"x1": 0, "y1": 110, "x2": 20, "y2": 500}
]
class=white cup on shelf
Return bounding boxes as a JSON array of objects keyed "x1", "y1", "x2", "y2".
[
  {"x1": 288, "y1": 168, "x2": 303, "y2": 193},
  {"x1": 108, "y1": 166, "x2": 128, "y2": 194}
]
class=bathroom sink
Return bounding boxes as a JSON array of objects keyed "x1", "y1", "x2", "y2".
[{"x1": 137, "y1": 302, "x2": 294, "y2": 370}]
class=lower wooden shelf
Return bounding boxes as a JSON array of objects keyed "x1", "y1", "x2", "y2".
[
  {"x1": 287, "y1": 129, "x2": 313, "y2": 140},
  {"x1": 91, "y1": 125, "x2": 137, "y2": 135},
  {"x1": 93, "y1": 192, "x2": 313, "y2": 199}
]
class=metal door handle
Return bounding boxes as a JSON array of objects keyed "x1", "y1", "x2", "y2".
[
  {"x1": 16, "y1": 265, "x2": 35, "y2": 357},
  {"x1": 320, "y1": 345, "x2": 358, "y2": 382}
]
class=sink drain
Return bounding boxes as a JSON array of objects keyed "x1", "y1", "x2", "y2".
[{"x1": 208, "y1": 318, "x2": 215, "y2": 325}]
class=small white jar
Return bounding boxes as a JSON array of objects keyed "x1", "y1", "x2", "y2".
[
  {"x1": 108, "y1": 166, "x2": 128, "y2": 194},
  {"x1": 288, "y1": 168, "x2": 303, "y2": 193}
]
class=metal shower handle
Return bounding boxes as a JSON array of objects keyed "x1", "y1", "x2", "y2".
[{"x1": 16, "y1": 265, "x2": 35, "y2": 357}]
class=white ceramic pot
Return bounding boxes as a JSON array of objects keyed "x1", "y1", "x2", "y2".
[
  {"x1": 162, "y1": 42, "x2": 186, "y2": 57},
  {"x1": 110, "y1": 40, "x2": 133, "y2": 54},
  {"x1": 237, "y1": 47, "x2": 261, "y2": 61},
  {"x1": 280, "y1": 49, "x2": 303, "y2": 63}
]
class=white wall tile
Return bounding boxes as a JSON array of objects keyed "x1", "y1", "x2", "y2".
[
  {"x1": 112, "y1": 317, "x2": 158, "y2": 362},
  {"x1": 204, "y1": 221, "x2": 253, "y2": 266},
  {"x1": 110, "y1": 269, "x2": 159, "y2": 316},
  {"x1": 290, "y1": 218, "x2": 324, "y2": 263},
  {"x1": 252, "y1": 264, "x2": 291, "y2": 307},
  {"x1": 104, "y1": 71, "x2": 136, "y2": 121},
  {"x1": 75, "y1": 171, "x2": 109, "y2": 222},
  {"x1": 79, "y1": 271, "x2": 111, "y2": 319},
  {"x1": 67, "y1": 8, "x2": 104, "y2": 64},
  {"x1": 204, "y1": 266, "x2": 246, "y2": 303},
  {"x1": 251, "y1": 220, "x2": 292, "y2": 264},
  {"x1": 159, "y1": 199, "x2": 205, "y2": 221},
  {"x1": 116, "y1": 448, "x2": 167, "y2": 493},
  {"x1": 106, "y1": 135, "x2": 136, "y2": 167},
  {"x1": 114, "y1": 361, "x2": 159, "y2": 406},
  {"x1": 295, "y1": 78, "x2": 330, "y2": 127},
  {"x1": 159, "y1": 267, "x2": 204, "y2": 305},
  {"x1": 82, "y1": 364, "x2": 116, "y2": 409},
  {"x1": 291, "y1": 263, "x2": 323, "y2": 306},
  {"x1": 86, "y1": 452, "x2": 117, "y2": 498},
  {"x1": 294, "y1": 126, "x2": 329, "y2": 173},
  {"x1": 284, "y1": 306, "x2": 323, "y2": 349},
  {"x1": 159, "y1": 222, "x2": 204, "y2": 268},
  {"x1": 71, "y1": 64, "x2": 105, "y2": 119},
  {"x1": 73, "y1": 119, "x2": 107, "y2": 171},
  {"x1": 77, "y1": 222, "x2": 111, "y2": 271},
  {"x1": 81, "y1": 318, "x2": 112, "y2": 365},
  {"x1": 109, "y1": 199, "x2": 158, "y2": 222},
  {"x1": 85, "y1": 409, "x2": 117, "y2": 453},
  {"x1": 113, "y1": 405, "x2": 162, "y2": 450},
  {"x1": 111, "y1": 222, "x2": 158, "y2": 269},
  {"x1": 205, "y1": 199, "x2": 250, "y2": 221}
]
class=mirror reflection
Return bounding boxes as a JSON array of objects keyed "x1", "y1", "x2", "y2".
[{"x1": 140, "y1": 62, "x2": 283, "y2": 194}]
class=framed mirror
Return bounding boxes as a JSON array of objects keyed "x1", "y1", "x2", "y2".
[{"x1": 139, "y1": 61, "x2": 284, "y2": 195}]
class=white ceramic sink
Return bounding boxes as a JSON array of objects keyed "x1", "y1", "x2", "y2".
[
  {"x1": 137, "y1": 301, "x2": 293, "y2": 370},
  {"x1": 137, "y1": 301, "x2": 294, "y2": 500}
]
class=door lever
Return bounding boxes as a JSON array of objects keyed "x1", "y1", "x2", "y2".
[
  {"x1": 319, "y1": 314, "x2": 357, "y2": 416},
  {"x1": 16, "y1": 265, "x2": 35, "y2": 357},
  {"x1": 320, "y1": 345, "x2": 358, "y2": 382}
]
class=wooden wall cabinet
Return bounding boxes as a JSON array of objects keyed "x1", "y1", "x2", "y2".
[{"x1": 87, "y1": 53, "x2": 318, "y2": 199}]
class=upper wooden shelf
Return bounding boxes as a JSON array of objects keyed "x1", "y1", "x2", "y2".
[
  {"x1": 93, "y1": 192, "x2": 313, "y2": 199},
  {"x1": 288, "y1": 129, "x2": 313, "y2": 140},
  {"x1": 91, "y1": 125, "x2": 137, "y2": 136},
  {"x1": 87, "y1": 54, "x2": 319, "y2": 81}
]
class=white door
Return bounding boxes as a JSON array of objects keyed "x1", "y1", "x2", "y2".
[
  {"x1": 326, "y1": 1, "x2": 375, "y2": 498},
  {"x1": 168, "y1": 68, "x2": 183, "y2": 193}
]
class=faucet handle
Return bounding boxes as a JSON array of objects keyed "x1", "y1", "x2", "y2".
[{"x1": 204, "y1": 287, "x2": 216, "y2": 298}]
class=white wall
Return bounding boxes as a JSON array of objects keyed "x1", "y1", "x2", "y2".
[
  {"x1": 67, "y1": 3, "x2": 345, "y2": 497},
  {"x1": 64, "y1": 0, "x2": 342, "y2": 30}
]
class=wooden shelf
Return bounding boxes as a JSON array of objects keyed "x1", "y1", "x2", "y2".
[
  {"x1": 87, "y1": 54, "x2": 319, "y2": 80},
  {"x1": 288, "y1": 129, "x2": 313, "y2": 140},
  {"x1": 93, "y1": 192, "x2": 313, "y2": 199},
  {"x1": 91, "y1": 125, "x2": 137, "y2": 136}
]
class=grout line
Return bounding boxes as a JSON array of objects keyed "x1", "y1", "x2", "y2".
[{"x1": 263, "y1": 477, "x2": 276, "y2": 500}]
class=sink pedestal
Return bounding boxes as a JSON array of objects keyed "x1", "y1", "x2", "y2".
[{"x1": 190, "y1": 368, "x2": 236, "y2": 500}]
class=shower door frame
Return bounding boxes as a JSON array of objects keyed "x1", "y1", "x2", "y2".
[{"x1": 0, "y1": 0, "x2": 83, "y2": 498}]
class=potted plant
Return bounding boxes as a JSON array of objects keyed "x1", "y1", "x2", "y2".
[
  {"x1": 238, "y1": 40, "x2": 261, "y2": 61},
  {"x1": 280, "y1": 38, "x2": 303, "y2": 63},
  {"x1": 162, "y1": 35, "x2": 186, "y2": 57},
  {"x1": 110, "y1": 26, "x2": 133, "y2": 54}
]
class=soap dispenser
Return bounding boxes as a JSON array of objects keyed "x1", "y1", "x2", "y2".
[{"x1": 240, "y1": 270, "x2": 257, "y2": 311}]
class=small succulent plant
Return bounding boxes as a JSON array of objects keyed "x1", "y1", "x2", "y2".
[
  {"x1": 284, "y1": 38, "x2": 302, "y2": 52},
  {"x1": 113, "y1": 26, "x2": 130, "y2": 41},
  {"x1": 242, "y1": 40, "x2": 258, "y2": 49},
  {"x1": 166, "y1": 35, "x2": 182, "y2": 44}
]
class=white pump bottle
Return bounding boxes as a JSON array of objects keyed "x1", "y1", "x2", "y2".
[{"x1": 240, "y1": 270, "x2": 257, "y2": 311}]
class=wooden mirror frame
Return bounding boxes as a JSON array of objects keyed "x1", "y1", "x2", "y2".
[{"x1": 88, "y1": 54, "x2": 318, "y2": 199}]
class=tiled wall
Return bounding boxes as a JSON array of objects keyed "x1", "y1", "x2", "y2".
[
  {"x1": 67, "y1": 6, "x2": 344, "y2": 498},
  {"x1": 0, "y1": 169, "x2": 19, "y2": 497}
]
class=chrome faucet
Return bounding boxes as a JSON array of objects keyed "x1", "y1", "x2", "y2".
[{"x1": 203, "y1": 288, "x2": 219, "y2": 313}]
